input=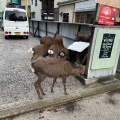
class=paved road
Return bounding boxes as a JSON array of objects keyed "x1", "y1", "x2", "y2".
[{"x1": 5, "y1": 91, "x2": 120, "y2": 120}]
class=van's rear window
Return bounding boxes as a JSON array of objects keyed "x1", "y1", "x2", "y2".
[{"x1": 5, "y1": 11, "x2": 27, "y2": 21}]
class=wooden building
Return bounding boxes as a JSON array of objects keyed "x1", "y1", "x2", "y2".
[{"x1": 57, "y1": 0, "x2": 96, "y2": 23}]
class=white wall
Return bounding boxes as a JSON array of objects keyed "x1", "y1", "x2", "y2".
[
  {"x1": 31, "y1": 0, "x2": 42, "y2": 21},
  {"x1": 0, "y1": 0, "x2": 8, "y2": 12},
  {"x1": 21, "y1": 0, "x2": 31, "y2": 6},
  {"x1": 59, "y1": 4, "x2": 74, "y2": 22}
]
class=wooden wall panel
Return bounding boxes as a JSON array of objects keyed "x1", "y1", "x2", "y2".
[{"x1": 94, "y1": 0, "x2": 120, "y2": 8}]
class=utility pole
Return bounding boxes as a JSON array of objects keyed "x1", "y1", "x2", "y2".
[{"x1": 26, "y1": 0, "x2": 28, "y2": 12}]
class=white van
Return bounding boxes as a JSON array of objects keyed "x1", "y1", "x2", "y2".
[{"x1": 3, "y1": 8, "x2": 29, "y2": 39}]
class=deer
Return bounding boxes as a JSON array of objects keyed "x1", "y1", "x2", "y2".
[
  {"x1": 39, "y1": 34, "x2": 69, "y2": 60},
  {"x1": 30, "y1": 44, "x2": 50, "y2": 63},
  {"x1": 28, "y1": 44, "x2": 50, "y2": 72},
  {"x1": 40, "y1": 34, "x2": 63, "y2": 46},
  {"x1": 48, "y1": 44, "x2": 69, "y2": 60},
  {"x1": 32, "y1": 57, "x2": 86, "y2": 99},
  {"x1": 59, "y1": 47, "x2": 69, "y2": 60}
]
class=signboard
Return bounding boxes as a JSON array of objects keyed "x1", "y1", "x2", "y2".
[
  {"x1": 99, "y1": 34, "x2": 115, "y2": 58},
  {"x1": 14, "y1": 5, "x2": 20, "y2": 8},
  {"x1": 12, "y1": 0, "x2": 18, "y2": 4},
  {"x1": 94, "y1": 0, "x2": 120, "y2": 8},
  {"x1": 98, "y1": 5, "x2": 118, "y2": 25},
  {"x1": 91, "y1": 28, "x2": 120, "y2": 70},
  {"x1": 98, "y1": 19, "x2": 114, "y2": 26}
]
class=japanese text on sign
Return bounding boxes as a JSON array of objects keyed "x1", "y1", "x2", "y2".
[{"x1": 99, "y1": 34, "x2": 115, "y2": 58}]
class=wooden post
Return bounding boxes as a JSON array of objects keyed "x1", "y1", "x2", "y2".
[
  {"x1": 93, "y1": 3, "x2": 99, "y2": 24},
  {"x1": 57, "y1": 23, "x2": 60, "y2": 34},
  {"x1": 54, "y1": 23, "x2": 60, "y2": 37},
  {"x1": 76, "y1": 25, "x2": 81, "y2": 63},
  {"x1": 75, "y1": 25, "x2": 81, "y2": 41}
]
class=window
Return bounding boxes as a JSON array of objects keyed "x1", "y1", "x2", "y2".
[
  {"x1": 63, "y1": 13, "x2": 69, "y2": 22},
  {"x1": 54, "y1": 8, "x2": 59, "y2": 21},
  {"x1": 5, "y1": 11, "x2": 27, "y2": 21},
  {"x1": 86, "y1": 12, "x2": 95, "y2": 24},
  {"x1": 75, "y1": 12, "x2": 95, "y2": 23},
  {"x1": 31, "y1": 12, "x2": 35, "y2": 18},
  {"x1": 75, "y1": 12, "x2": 86, "y2": 23},
  {"x1": 31, "y1": 0, "x2": 33, "y2": 5}
]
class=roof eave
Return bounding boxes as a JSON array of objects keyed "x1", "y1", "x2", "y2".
[{"x1": 57, "y1": 0, "x2": 86, "y2": 6}]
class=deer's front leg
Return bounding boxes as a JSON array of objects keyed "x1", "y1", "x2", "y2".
[{"x1": 51, "y1": 77, "x2": 57, "y2": 93}]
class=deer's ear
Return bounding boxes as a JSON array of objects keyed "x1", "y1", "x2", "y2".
[{"x1": 74, "y1": 62, "x2": 79, "y2": 66}]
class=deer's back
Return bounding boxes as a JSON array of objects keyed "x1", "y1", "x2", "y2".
[
  {"x1": 33, "y1": 44, "x2": 49, "y2": 55},
  {"x1": 49, "y1": 44, "x2": 64, "y2": 56},
  {"x1": 33, "y1": 57, "x2": 73, "y2": 77},
  {"x1": 40, "y1": 36, "x2": 63, "y2": 46}
]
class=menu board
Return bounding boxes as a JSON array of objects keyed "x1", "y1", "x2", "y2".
[{"x1": 99, "y1": 33, "x2": 116, "y2": 58}]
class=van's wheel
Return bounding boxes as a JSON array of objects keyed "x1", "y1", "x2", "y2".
[
  {"x1": 5, "y1": 36, "x2": 8, "y2": 39},
  {"x1": 26, "y1": 36, "x2": 29, "y2": 39}
]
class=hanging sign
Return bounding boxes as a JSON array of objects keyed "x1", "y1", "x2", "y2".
[
  {"x1": 98, "y1": 5, "x2": 118, "y2": 25},
  {"x1": 99, "y1": 33, "x2": 116, "y2": 58},
  {"x1": 12, "y1": 0, "x2": 18, "y2": 4},
  {"x1": 98, "y1": 19, "x2": 114, "y2": 26}
]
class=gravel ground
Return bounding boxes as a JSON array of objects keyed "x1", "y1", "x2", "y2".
[{"x1": 0, "y1": 30, "x2": 84, "y2": 109}]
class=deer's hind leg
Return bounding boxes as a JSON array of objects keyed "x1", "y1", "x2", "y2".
[
  {"x1": 62, "y1": 77, "x2": 68, "y2": 95},
  {"x1": 34, "y1": 79, "x2": 42, "y2": 99},
  {"x1": 34, "y1": 74, "x2": 46, "y2": 99}
]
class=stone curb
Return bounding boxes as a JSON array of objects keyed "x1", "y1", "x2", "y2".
[{"x1": 0, "y1": 81, "x2": 120, "y2": 119}]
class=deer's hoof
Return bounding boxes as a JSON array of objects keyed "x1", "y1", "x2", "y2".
[
  {"x1": 43, "y1": 93, "x2": 46, "y2": 95},
  {"x1": 65, "y1": 93, "x2": 69, "y2": 95},
  {"x1": 39, "y1": 97, "x2": 43, "y2": 99},
  {"x1": 51, "y1": 89, "x2": 54, "y2": 93}
]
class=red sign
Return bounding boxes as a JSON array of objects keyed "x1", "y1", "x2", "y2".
[
  {"x1": 98, "y1": 5, "x2": 118, "y2": 26},
  {"x1": 98, "y1": 19, "x2": 114, "y2": 26}
]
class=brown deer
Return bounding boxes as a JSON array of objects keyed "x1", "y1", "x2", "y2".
[
  {"x1": 40, "y1": 34, "x2": 63, "y2": 46},
  {"x1": 59, "y1": 47, "x2": 69, "y2": 60},
  {"x1": 32, "y1": 57, "x2": 85, "y2": 99},
  {"x1": 30, "y1": 44, "x2": 50, "y2": 63},
  {"x1": 28, "y1": 44, "x2": 50, "y2": 72},
  {"x1": 48, "y1": 44, "x2": 69, "y2": 60}
]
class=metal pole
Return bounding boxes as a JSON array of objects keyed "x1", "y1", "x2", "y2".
[
  {"x1": 38, "y1": 21, "x2": 39, "y2": 36},
  {"x1": 45, "y1": 22, "x2": 47, "y2": 36}
]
